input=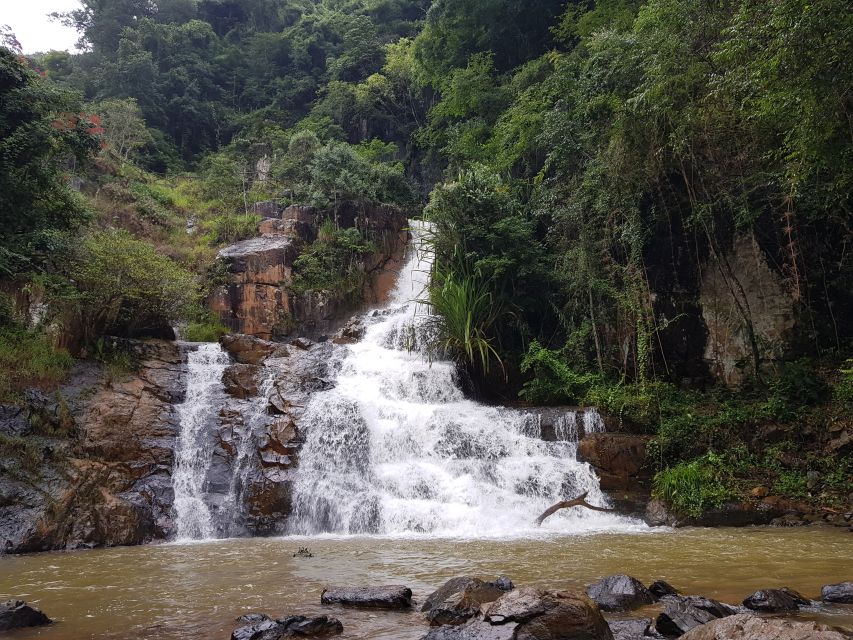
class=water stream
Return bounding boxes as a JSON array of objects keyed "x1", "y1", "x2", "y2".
[
  {"x1": 289, "y1": 221, "x2": 636, "y2": 536},
  {"x1": 172, "y1": 343, "x2": 231, "y2": 540}
]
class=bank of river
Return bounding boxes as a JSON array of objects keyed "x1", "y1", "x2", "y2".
[{"x1": 1, "y1": 527, "x2": 851, "y2": 639}]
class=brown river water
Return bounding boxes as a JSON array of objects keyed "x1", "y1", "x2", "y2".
[{"x1": 1, "y1": 527, "x2": 851, "y2": 639}]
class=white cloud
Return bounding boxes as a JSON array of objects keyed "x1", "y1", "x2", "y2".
[{"x1": 3, "y1": 1, "x2": 83, "y2": 54}]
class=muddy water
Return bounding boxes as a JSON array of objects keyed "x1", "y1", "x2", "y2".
[{"x1": 1, "y1": 528, "x2": 851, "y2": 639}]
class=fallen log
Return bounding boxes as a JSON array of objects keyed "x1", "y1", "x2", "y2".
[{"x1": 535, "y1": 492, "x2": 615, "y2": 526}]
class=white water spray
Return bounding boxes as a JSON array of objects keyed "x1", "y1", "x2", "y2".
[
  {"x1": 172, "y1": 343, "x2": 231, "y2": 540},
  {"x1": 291, "y1": 222, "x2": 639, "y2": 536}
]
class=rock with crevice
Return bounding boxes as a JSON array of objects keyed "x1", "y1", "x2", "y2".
[
  {"x1": 424, "y1": 578, "x2": 506, "y2": 626},
  {"x1": 655, "y1": 596, "x2": 739, "y2": 637},
  {"x1": 679, "y1": 613, "x2": 850, "y2": 640},
  {"x1": 222, "y1": 363, "x2": 261, "y2": 398}
]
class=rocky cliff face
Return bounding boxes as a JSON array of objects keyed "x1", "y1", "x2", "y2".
[
  {"x1": 0, "y1": 340, "x2": 184, "y2": 553},
  {"x1": 210, "y1": 201, "x2": 408, "y2": 340}
]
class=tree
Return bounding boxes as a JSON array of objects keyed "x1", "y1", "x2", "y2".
[
  {"x1": 0, "y1": 48, "x2": 99, "y2": 276},
  {"x1": 97, "y1": 98, "x2": 149, "y2": 162}
]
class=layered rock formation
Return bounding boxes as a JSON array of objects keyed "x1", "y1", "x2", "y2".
[
  {"x1": 0, "y1": 340, "x2": 184, "y2": 552},
  {"x1": 210, "y1": 201, "x2": 408, "y2": 340}
]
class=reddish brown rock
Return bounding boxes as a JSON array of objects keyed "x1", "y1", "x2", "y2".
[
  {"x1": 220, "y1": 333, "x2": 289, "y2": 365},
  {"x1": 222, "y1": 364, "x2": 260, "y2": 399}
]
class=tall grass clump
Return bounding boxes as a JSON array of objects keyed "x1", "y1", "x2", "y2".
[{"x1": 653, "y1": 455, "x2": 735, "y2": 518}]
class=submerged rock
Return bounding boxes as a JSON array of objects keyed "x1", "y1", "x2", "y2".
[
  {"x1": 586, "y1": 575, "x2": 656, "y2": 612},
  {"x1": 0, "y1": 600, "x2": 51, "y2": 631},
  {"x1": 321, "y1": 585, "x2": 412, "y2": 609},
  {"x1": 231, "y1": 614, "x2": 342, "y2": 640},
  {"x1": 655, "y1": 596, "x2": 739, "y2": 637},
  {"x1": 742, "y1": 588, "x2": 810, "y2": 612},
  {"x1": 822, "y1": 582, "x2": 853, "y2": 604},
  {"x1": 679, "y1": 613, "x2": 850, "y2": 640}
]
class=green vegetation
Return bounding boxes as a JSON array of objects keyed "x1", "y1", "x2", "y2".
[
  {"x1": 1, "y1": 0, "x2": 850, "y2": 517},
  {"x1": 292, "y1": 220, "x2": 375, "y2": 300},
  {"x1": 0, "y1": 328, "x2": 73, "y2": 403},
  {"x1": 184, "y1": 320, "x2": 230, "y2": 343}
]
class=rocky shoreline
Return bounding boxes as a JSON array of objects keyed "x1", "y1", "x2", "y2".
[{"x1": 9, "y1": 575, "x2": 847, "y2": 638}]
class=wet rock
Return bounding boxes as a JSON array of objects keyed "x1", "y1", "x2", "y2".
[
  {"x1": 1, "y1": 340, "x2": 182, "y2": 553},
  {"x1": 679, "y1": 613, "x2": 849, "y2": 640},
  {"x1": 609, "y1": 618, "x2": 664, "y2": 640},
  {"x1": 222, "y1": 364, "x2": 261, "y2": 398},
  {"x1": 424, "y1": 578, "x2": 506, "y2": 626},
  {"x1": 655, "y1": 596, "x2": 738, "y2": 637},
  {"x1": 321, "y1": 585, "x2": 412, "y2": 609},
  {"x1": 644, "y1": 499, "x2": 676, "y2": 527},
  {"x1": 0, "y1": 600, "x2": 51, "y2": 631},
  {"x1": 423, "y1": 577, "x2": 501, "y2": 612},
  {"x1": 293, "y1": 547, "x2": 313, "y2": 558},
  {"x1": 220, "y1": 334, "x2": 289, "y2": 365},
  {"x1": 648, "y1": 581, "x2": 680, "y2": 599},
  {"x1": 586, "y1": 575, "x2": 655, "y2": 612},
  {"x1": 490, "y1": 576, "x2": 514, "y2": 592},
  {"x1": 742, "y1": 588, "x2": 810, "y2": 612},
  {"x1": 644, "y1": 500, "x2": 782, "y2": 528},
  {"x1": 483, "y1": 588, "x2": 614, "y2": 640},
  {"x1": 421, "y1": 620, "x2": 519, "y2": 640},
  {"x1": 578, "y1": 434, "x2": 652, "y2": 491},
  {"x1": 822, "y1": 582, "x2": 853, "y2": 603},
  {"x1": 291, "y1": 337, "x2": 313, "y2": 351},
  {"x1": 231, "y1": 614, "x2": 342, "y2": 640}
]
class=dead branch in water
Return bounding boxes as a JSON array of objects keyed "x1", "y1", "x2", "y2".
[{"x1": 535, "y1": 492, "x2": 615, "y2": 526}]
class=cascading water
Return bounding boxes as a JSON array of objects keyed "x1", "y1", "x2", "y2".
[
  {"x1": 172, "y1": 342, "x2": 231, "y2": 540},
  {"x1": 290, "y1": 222, "x2": 639, "y2": 536}
]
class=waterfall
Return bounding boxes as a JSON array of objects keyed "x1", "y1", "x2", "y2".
[
  {"x1": 290, "y1": 221, "x2": 637, "y2": 537},
  {"x1": 172, "y1": 343, "x2": 231, "y2": 540}
]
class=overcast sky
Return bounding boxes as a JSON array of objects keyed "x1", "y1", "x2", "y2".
[{"x1": 4, "y1": 1, "x2": 83, "y2": 53}]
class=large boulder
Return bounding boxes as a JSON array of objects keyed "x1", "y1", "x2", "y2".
[
  {"x1": 231, "y1": 614, "x2": 342, "y2": 640},
  {"x1": 321, "y1": 585, "x2": 412, "y2": 609},
  {"x1": 822, "y1": 582, "x2": 853, "y2": 604},
  {"x1": 424, "y1": 578, "x2": 506, "y2": 626},
  {"x1": 422, "y1": 620, "x2": 518, "y2": 640},
  {"x1": 742, "y1": 588, "x2": 810, "y2": 612},
  {"x1": 648, "y1": 581, "x2": 680, "y2": 599},
  {"x1": 586, "y1": 575, "x2": 655, "y2": 612},
  {"x1": 0, "y1": 600, "x2": 51, "y2": 631},
  {"x1": 679, "y1": 613, "x2": 850, "y2": 640},
  {"x1": 655, "y1": 596, "x2": 739, "y2": 637},
  {"x1": 484, "y1": 588, "x2": 614, "y2": 640}
]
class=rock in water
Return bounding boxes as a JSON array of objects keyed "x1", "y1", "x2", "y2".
[
  {"x1": 484, "y1": 588, "x2": 614, "y2": 639},
  {"x1": 231, "y1": 614, "x2": 342, "y2": 640},
  {"x1": 490, "y1": 576, "x2": 515, "y2": 592},
  {"x1": 822, "y1": 582, "x2": 853, "y2": 604},
  {"x1": 422, "y1": 620, "x2": 519, "y2": 640},
  {"x1": 742, "y1": 588, "x2": 810, "y2": 612},
  {"x1": 648, "y1": 581, "x2": 680, "y2": 599},
  {"x1": 609, "y1": 618, "x2": 665, "y2": 640},
  {"x1": 321, "y1": 586, "x2": 412, "y2": 609},
  {"x1": 425, "y1": 580, "x2": 506, "y2": 626},
  {"x1": 679, "y1": 613, "x2": 850, "y2": 640},
  {"x1": 586, "y1": 575, "x2": 656, "y2": 611},
  {"x1": 655, "y1": 596, "x2": 739, "y2": 637},
  {"x1": 0, "y1": 600, "x2": 51, "y2": 631}
]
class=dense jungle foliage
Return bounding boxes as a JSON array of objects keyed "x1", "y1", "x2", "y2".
[{"x1": 1, "y1": 0, "x2": 851, "y2": 514}]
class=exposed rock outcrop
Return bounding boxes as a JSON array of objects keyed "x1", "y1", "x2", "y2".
[
  {"x1": 231, "y1": 613, "x2": 343, "y2": 640},
  {"x1": 0, "y1": 340, "x2": 184, "y2": 553},
  {"x1": 578, "y1": 434, "x2": 652, "y2": 513},
  {"x1": 679, "y1": 614, "x2": 850, "y2": 640},
  {"x1": 211, "y1": 201, "x2": 408, "y2": 339}
]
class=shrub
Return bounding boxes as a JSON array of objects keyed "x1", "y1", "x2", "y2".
[
  {"x1": 0, "y1": 328, "x2": 73, "y2": 403},
  {"x1": 68, "y1": 230, "x2": 198, "y2": 342},
  {"x1": 184, "y1": 321, "x2": 229, "y2": 342},
  {"x1": 653, "y1": 456, "x2": 736, "y2": 518},
  {"x1": 291, "y1": 223, "x2": 375, "y2": 299},
  {"x1": 519, "y1": 340, "x2": 599, "y2": 404},
  {"x1": 200, "y1": 213, "x2": 261, "y2": 245}
]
